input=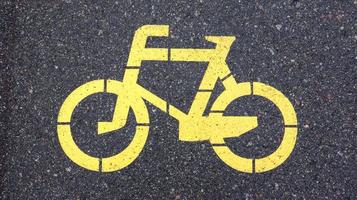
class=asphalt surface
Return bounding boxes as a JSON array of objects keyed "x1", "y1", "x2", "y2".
[{"x1": 1, "y1": 0, "x2": 356, "y2": 199}]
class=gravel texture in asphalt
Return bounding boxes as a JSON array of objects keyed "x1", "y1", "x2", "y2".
[{"x1": 1, "y1": 0, "x2": 356, "y2": 199}]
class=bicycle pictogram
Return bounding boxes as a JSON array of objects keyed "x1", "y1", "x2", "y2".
[{"x1": 57, "y1": 25, "x2": 298, "y2": 173}]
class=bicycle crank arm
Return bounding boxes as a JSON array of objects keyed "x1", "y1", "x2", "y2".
[{"x1": 178, "y1": 116, "x2": 258, "y2": 142}]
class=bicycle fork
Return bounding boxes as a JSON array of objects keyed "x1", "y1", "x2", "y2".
[{"x1": 98, "y1": 25, "x2": 258, "y2": 143}]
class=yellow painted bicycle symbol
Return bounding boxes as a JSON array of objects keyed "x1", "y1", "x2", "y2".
[{"x1": 57, "y1": 25, "x2": 297, "y2": 173}]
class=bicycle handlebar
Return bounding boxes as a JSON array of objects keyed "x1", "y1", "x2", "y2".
[{"x1": 127, "y1": 25, "x2": 236, "y2": 66}]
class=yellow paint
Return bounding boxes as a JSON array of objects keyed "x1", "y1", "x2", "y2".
[
  {"x1": 255, "y1": 127, "x2": 297, "y2": 172},
  {"x1": 102, "y1": 126, "x2": 149, "y2": 172},
  {"x1": 57, "y1": 25, "x2": 298, "y2": 173},
  {"x1": 210, "y1": 82, "x2": 297, "y2": 172},
  {"x1": 57, "y1": 80, "x2": 149, "y2": 172},
  {"x1": 127, "y1": 25, "x2": 169, "y2": 67},
  {"x1": 58, "y1": 80, "x2": 104, "y2": 123},
  {"x1": 213, "y1": 146, "x2": 253, "y2": 173},
  {"x1": 253, "y1": 82, "x2": 297, "y2": 126},
  {"x1": 57, "y1": 125, "x2": 100, "y2": 171}
]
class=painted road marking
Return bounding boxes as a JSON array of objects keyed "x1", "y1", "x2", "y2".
[{"x1": 57, "y1": 25, "x2": 298, "y2": 173}]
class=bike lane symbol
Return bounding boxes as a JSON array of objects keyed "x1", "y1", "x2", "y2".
[{"x1": 57, "y1": 25, "x2": 298, "y2": 173}]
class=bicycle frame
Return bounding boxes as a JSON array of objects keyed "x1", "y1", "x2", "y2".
[{"x1": 97, "y1": 25, "x2": 258, "y2": 142}]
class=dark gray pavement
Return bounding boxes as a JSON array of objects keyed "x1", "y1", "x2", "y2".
[{"x1": 1, "y1": 0, "x2": 356, "y2": 199}]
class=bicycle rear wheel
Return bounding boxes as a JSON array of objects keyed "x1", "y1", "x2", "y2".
[{"x1": 57, "y1": 79, "x2": 149, "y2": 172}]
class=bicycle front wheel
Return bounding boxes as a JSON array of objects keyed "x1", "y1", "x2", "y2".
[{"x1": 210, "y1": 82, "x2": 297, "y2": 173}]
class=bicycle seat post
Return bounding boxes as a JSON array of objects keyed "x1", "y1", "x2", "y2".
[{"x1": 124, "y1": 25, "x2": 169, "y2": 84}]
